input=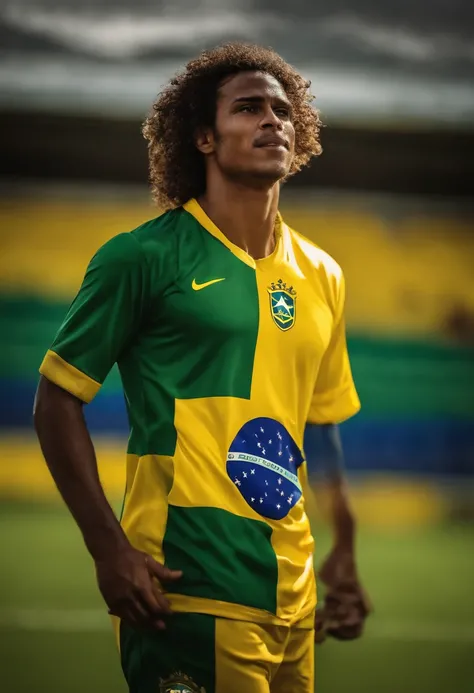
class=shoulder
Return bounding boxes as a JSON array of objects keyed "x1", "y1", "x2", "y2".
[
  {"x1": 288, "y1": 226, "x2": 342, "y2": 281},
  {"x1": 130, "y1": 207, "x2": 188, "y2": 253},
  {"x1": 284, "y1": 224, "x2": 346, "y2": 316},
  {"x1": 92, "y1": 207, "x2": 187, "y2": 269},
  {"x1": 88, "y1": 232, "x2": 145, "y2": 275}
]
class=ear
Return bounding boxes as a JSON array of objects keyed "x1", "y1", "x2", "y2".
[{"x1": 195, "y1": 128, "x2": 215, "y2": 155}]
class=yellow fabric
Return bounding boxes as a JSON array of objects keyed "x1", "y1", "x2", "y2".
[
  {"x1": 120, "y1": 454, "x2": 174, "y2": 563},
  {"x1": 215, "y1": 618, "x2": 314, "y2": 693},
  {"x1": 168, "y1": 594, "x2": 315, "y2": 629},
  {"x1": 39, "y1": 349, "x2": 101, "y2": 403},
  {"x1": 110, "y1": 615, "x2": 121, "y2": 651}
]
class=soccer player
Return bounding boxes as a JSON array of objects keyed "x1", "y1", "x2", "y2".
[{"x1": 34, "y1": 43, "x2": 369, "y2": 693}]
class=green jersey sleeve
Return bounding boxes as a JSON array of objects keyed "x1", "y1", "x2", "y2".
[{"x1": 39, "y1": 232, "x2": 148, "y2": 402}]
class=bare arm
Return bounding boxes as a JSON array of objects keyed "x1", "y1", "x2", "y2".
[
  {"x1": 34, "y1": 376, "x2": 128, "y2": 559},
  {"x1": 305, "y1": 423, "x2": 355, "y2": 551},
  {"x1": 306, "y1": 423, "x2": 371, "y2": 641},
  {"x1": 34, "y1": 375, "x2": 181, "y2": 628}
]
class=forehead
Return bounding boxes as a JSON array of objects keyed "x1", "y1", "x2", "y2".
[{"x1": 218, "y1": 71, "x2": 289, "y2": 102}]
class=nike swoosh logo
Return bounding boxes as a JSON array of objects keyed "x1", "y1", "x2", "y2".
[{"x1": 192, "y1": 278, "x2": 226, "y2": 291}]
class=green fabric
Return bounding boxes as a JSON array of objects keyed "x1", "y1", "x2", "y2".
[
  {"x1": 163, "y1": 505, "x2": 278, "y2": 614},
  {"x1": 120, "y1": 612, "x2": 215, "y2": 693},
  {"x1": 27, "y1": 208, "x2": 260, "y2": 456}
]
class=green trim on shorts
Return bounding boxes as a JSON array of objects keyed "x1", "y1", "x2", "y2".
[{"x1": 120, "y1": 613, "x2": 215, "y2": 693}]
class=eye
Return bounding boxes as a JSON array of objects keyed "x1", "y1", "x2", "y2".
[
  {"x1": 275, "y1": 107, "x2": 291, "y2": 119},
  {"x1": 239, "y1": 104, "x2": 258, "y2": 113}
]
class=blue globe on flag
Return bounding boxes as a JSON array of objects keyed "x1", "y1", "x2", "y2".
[{"x1": 227, "y1": 417, "x2": 304, "y2": 520}]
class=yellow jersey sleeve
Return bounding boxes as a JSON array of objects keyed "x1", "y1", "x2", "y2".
[{"x1": 307, "y1": 274, "x2": 360, "y2": 424}]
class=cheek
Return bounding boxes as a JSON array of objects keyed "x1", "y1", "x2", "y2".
[
  {"x1": 217, "y1": 126, "x2": 253, "y2": 159},
  {"x1": 286, "y1": 124, "x2": 296, "y2": 153}
]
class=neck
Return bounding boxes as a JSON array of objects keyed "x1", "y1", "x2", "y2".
[{"x1": 197, "y1": 179, "x2": 280, "y2": 260}]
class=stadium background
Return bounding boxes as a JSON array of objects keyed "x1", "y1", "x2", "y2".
[{"x1": 1, "y1": 0, "x2": 473, "y2": 691}]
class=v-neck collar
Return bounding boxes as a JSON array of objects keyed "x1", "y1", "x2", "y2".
[{"x1": 183, "y1": 198, "x2": 287, "y2": 270}]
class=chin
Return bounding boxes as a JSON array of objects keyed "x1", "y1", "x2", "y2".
[
  {"x1": 226, "y1": 161, "x2": 291, "y2": 187},
  {"x1": 250, "y1": 162, "x2": 290, "y2": 184}
]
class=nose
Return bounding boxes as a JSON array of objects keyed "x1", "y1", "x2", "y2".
[{"x1": 260, "y1": 105, "x2": 283, "y2": 130}]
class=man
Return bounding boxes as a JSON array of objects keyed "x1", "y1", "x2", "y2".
[{"x1": 34, "y1": 42, "x2": 369, "y2": 693}]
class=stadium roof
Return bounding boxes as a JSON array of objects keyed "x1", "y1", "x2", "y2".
[{"x1": 1, "y1": 0, "x2": 473, "y2": 128}]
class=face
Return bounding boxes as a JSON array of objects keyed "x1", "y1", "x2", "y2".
[{"x1": 197, "y1": 71, "x2": 296, "y2": 186}]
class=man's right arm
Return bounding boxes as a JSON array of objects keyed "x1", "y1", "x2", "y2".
[
  {"x1": 34, "y1": 376, "x2": 181, "y2": 629},
  {"x1": 33, "y1": 234, "x2": 181, "y2": 629},
  {"x1": 34, "y1": 376, "x2": 129, "y2": 560}
]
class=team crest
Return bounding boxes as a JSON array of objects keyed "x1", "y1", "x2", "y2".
[
  {"x1": 159, "y1": 672, "x2": 206, "y2": 693},
  {"x1": 268, "y1": 279, "x2": 296, "y2": 331}
]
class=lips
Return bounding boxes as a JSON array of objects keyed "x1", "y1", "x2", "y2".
[{"x1": 255, "y1": 135, "x2": 289, "y2": 149}]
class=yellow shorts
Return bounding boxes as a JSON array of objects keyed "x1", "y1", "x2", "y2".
[{"x1": 120, "y1": 613, "x2": 314, "y2": 693}]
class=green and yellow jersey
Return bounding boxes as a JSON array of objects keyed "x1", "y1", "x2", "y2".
[{"x1": 40, "y1": 198, "x2": 360, "y2": 629}]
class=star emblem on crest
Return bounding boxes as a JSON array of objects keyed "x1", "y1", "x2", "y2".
[{"x1": 268, "y1": 279, "x2": 297, "y2": 331}]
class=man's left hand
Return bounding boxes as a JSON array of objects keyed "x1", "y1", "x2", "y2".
[{"x1": 315, "y1": 547, "x2": 372, "y2": 643}]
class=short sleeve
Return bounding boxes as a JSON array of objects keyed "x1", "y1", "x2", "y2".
[
  {"x1": 307, "y1": 274, "x2": 360, "y2": 424},
  {"x1": 39, "y1": 233, "x2": 147, "y2": 403}
]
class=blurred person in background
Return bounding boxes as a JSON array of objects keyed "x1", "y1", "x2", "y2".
[{"x1": 34, "y1": 42, "x2": 369, "y2": 693}]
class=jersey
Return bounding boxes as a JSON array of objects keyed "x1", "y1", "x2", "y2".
[{"x1": 39, "y1": 198, "x2": 360, "y2": 628}]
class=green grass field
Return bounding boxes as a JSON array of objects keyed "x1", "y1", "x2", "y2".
[{"x1": 1, "y1": 502, "x2": 473, "y2": 693}]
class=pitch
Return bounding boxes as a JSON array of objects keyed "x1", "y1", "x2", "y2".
[{"x1": 1, "y1": 502, "x2": 473, "y2": 693}]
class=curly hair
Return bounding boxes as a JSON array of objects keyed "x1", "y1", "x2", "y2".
[{"x1": 142, "y1": 42, "x2": 323, "y2": 209}]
